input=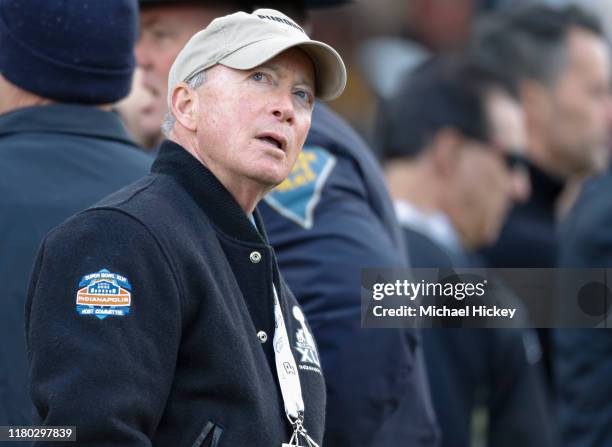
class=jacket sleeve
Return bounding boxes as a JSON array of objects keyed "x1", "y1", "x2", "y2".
[{"x1": 25, "y1": 209, "x2": 182, "y2": 446}]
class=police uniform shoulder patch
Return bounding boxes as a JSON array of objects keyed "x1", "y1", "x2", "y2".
[
  {"x1": 76, "y1": 269, "x2": 132, "y2": 320},
  {"x1": 264, "y1": 145, "x2": 336, "y2": 229}
]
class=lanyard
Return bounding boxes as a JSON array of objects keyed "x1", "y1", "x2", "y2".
[{"x1": 272, "y1": 284, "x2": 319, "y2": 447}]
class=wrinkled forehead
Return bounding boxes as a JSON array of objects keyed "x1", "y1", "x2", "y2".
[{"x1": 255, "y1": 47, "x2": 316, "y2": 88}]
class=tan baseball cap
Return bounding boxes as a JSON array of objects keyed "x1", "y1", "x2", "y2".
[{"x1": 167, "y1": 8, "x2": 347, "y2": 106}]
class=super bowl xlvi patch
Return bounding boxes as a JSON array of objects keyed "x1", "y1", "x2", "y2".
[
  {"x1": 75, "y1": 269, "x2": 132, "y2": 320},
  {"x1": 264, "y1": 145, "x2": 336, "y2": 229}
]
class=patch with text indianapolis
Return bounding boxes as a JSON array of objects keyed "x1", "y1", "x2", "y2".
[
  {"x1": 76, "y1": 269, "x2": 132, "y2": 320},
  {"x1": 264, "y1": 145, "x2": 336, "y2": 229}
]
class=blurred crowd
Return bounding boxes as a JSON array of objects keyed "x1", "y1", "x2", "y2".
[{"x1": 2, "y1": 0, "x2": 612, "y2": 446}]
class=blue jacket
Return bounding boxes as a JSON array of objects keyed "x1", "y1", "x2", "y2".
[
  {"x1": 259, "y1": 102, "x2": 440, "y2": 446},
  {"x1": 0, "y1": 104, "x2": 151, "y2": 427},
  {"x1": 26, "y1": 140, "x2": 326, "y2": 446},
  {"x1": 555, "y1": 169, "x2": 612, "y2": 447}
]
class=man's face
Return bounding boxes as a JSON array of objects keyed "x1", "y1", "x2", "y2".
[
  {"x1": 135, "y1": 5, "x2": 228, "y2": 139},
  {"x1": 545, "y1": 28, "x2": 612, "y2": 177},
  {"x1": 192, "y1": 48, "x2": 315, "y2": 192},
  {"x1": 452, "y1": 90, "x2": 530, "y2": 249}
]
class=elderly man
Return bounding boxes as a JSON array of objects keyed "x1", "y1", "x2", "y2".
[{"x1": 26, "y1": 9, "x2": 345, "y2": 446}]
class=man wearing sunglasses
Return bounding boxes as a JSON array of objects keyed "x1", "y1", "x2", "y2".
[
  {"x1": 381, "y1": 58, "x2": 530, "y2": 259},
  {"x1": 379, "y1": 58, "x2": 554, "y2": 447}
]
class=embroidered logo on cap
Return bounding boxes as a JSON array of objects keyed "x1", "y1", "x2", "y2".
[
  {"x1": 264, "y1": 146, "x2": 336, "y2": 229},
  {"x1": 256, "y1": 13, "x2": 305, "y2": 34},
  {"x1": 76, "y1": 269, "x2": 132, "y2": 320}
]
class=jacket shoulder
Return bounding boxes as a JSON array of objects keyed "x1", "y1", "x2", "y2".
[{"x1": 89, "y1": 173, "x2": 204, "y2": 227}]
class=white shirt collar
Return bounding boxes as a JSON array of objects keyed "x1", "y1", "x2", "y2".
[{"x1": 394, "y1": 200, "x2": 463, "y2": 254}]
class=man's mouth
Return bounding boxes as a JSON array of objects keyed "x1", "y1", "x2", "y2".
[{"x1": 256, "y1": 133, "x2": 286, "y2": 151}]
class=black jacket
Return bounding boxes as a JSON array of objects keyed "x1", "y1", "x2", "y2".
[
  {"x1": 481, "y1": 162, "x2": 564, "y2": 268},
  {"x1": 479, "y1": 162, "x2": 564, "y2": 394},
  {"x1": 26, "y1": 140, "x2": 325, "y2": 446},
  {"x1": 0, "y1": 104, "x2": 151, "y2": 427}
]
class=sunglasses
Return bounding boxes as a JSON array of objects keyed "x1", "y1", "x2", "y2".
[
  {"x1": 500, "y1": 150, "x2": 530, "y2": 173},
  {"x1": 467, "y1": 135, "x2": 531, "y2": 173}
]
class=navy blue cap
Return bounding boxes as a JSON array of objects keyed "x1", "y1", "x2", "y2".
[{"x1": 0, "y1": 0, "x2": 138, "y2": 104}]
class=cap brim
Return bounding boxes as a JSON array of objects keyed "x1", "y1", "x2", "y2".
[{"x1": 219, "y1": 37, "x2": 347, "y2": 101}]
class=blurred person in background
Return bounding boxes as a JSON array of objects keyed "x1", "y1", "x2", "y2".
[
  {"x1": 114, "y1": 68, "x2": 159, "y2": 150},
  {"x1": 473, "y1": 4, "x2": 612, "y2": 396},
  {"x1": 382, "y1": 58, "x2": 530, "y2": 264},
  {"x1": 526, "y1": 5, "x2": 612, "y2": 447},
  {"x1": 133, "y1": 0, "x2": 441, "y2": 444},
  {"x1": 134, "y1": 0, "x2": 241, "y2": 150},
  {"x1": 475, "y1": 4, "x2": 611, "y2": 268},
  {"x1": 379, "y1": 57, "x2": 554, "y2": 447},
  {"x1": 0, "y1": 0, "x2": 151, "y2": 431}
]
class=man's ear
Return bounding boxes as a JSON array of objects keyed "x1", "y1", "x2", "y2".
[
  {"x1": 431, "y1": 127, "x2": 462, "y2": 177},
  {"x1": 170, "y1": 83, "x2": 198, "y2": 132}
]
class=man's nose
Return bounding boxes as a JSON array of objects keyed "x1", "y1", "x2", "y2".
[
  {"x1": 134, "y1": 37, "x2": 151, "y2": 69},
  {"x1": 271, "y1": 92, "x2": 295, "y2": 125}
]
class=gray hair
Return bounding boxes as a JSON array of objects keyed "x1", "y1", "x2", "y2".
[{"x1": 161, "y1": 70, "x2": 207, "y2": 136}]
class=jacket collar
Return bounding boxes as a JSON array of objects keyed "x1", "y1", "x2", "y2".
[
  {"x1": 151, "y1": 139, "x2": 269, "y2": 245},
  {"x1": 0, "y1": 104, "x2": 135, "y2": 146}
]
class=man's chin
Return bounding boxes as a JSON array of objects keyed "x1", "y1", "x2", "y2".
[
  {"x1": 249, "y1": 171, "x2": 289, "y2": 192},
  {"x1": 483, "y1": 225, "x2": 504, "y2": 248},
  {"x1": 249, "y1": 161, "x2": 291, "y2": 183},
  {"x1": 265, "y1": 176, "x2": 289, "y2": 190}
]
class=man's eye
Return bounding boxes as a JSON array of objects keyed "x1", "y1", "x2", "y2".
[
  {"x1": 252, "y1": 72, "x2": 266, "y2": 82},
  {"x1": 294, "y1": 90, "x2": 313, "y2": 105},
  {"x1": 151, "y1": 29, "x2": 171, "y2": 41}
]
